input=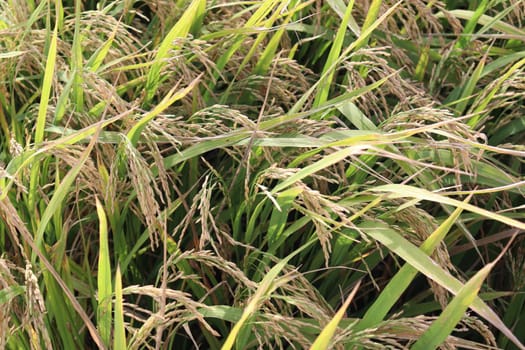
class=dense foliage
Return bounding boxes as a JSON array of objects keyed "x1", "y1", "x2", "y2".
[{"x1": 1, "y1": 0, "x2": 524, "y2": 349}]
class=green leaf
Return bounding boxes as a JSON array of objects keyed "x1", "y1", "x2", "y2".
[
  {"x1": 337, "y1": 102, "x2": 377, "y2": 130},
  {"x1": 0, "y1": 285, "x2": 25, "y2": 303},
  {"x1": 35, "y1": 25, "x2": 58, "y2": 144},
  {"x1": 221, "y1": 240, "x2": 315, "y2": 350},
  {"x1": 271, "y1": 146, "x2": 367, "y2": 194},
  {"x1": 373, "y1": 184, "x2": 525, "y2": 231},
  {"x1": 96, "y1": 197, "x2": 112, "y2": 347},
  {"x1": 71, "y1": 0, "x2": 84, "y2": 113},
  {"x1": 0, "y1": 51, "x2": 26, "y2": 59},
  {"x1": 312, "y1": 0, "x2": 355, "y2": 107},
  {"x1": 267, "y1": 186, "x2": 304, "y2": 251},
  {"x1": 358, "y1": 219, "x2": 524, "y2": 350},
  {"x1": 113, "y1": 264, "x2": 126, "y2": 350},
  {"x1": 357, "y1": 198, "x2": 468, "y2": 331},
  {"x1": 310, "y1": 280, "x2": 361, "y2": 350},
  {"x1": 128, "y1": 75, "x2": 201, "y2": 146},
  {"x1": 144, "y1": 0, "x2": 206, "y2": 104},
  {"x1": 31, "y1": 137, "x2": 100, "y2": 264},
  {"x1": 455, "y1": 0, "x2": 489, "y2": 49},
  {"x1": 411, "y1": 262, "x2": 494, "y2": 350},
  {"x1": 438, "y1": 10, "x2": 525, "y2": 37}
]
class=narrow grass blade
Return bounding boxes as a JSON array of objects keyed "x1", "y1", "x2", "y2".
[
  {"x1": 198, "y1": 305, "x2": 243, "y2": 323},
  {"x1": 53, "y1": 71, "x2": 75, "y2": 123},
  {"x1": 456, "y1": 54, "x2": 486, "y2": 117},
  {"x1": 337, "y1": 101, "x2": 377, "y2": 130},
  {"x1": 290, "y1": 2, "x2": 400, "y2": 115},
  {"x1": 128, "y1": 74, "x2": 202, "y2": 146},
  {"x1": 358, "y1": 221, "x2": 525, "y2": 350},
  {"x1": 253, "y1": 1, "x2": 312, "y2": 75},
  {"x1": 35, "y1": 25, "x2": 58, "y2": 144},
  {"x1": 326, "y1": 0, "x2": 360, "y2": 35},
  {"x1": 499, "y1": 288, "x2": 525, "y2": 349},
  {"x1": 55, "y1": 0, "x2": 64, "y2": 32},
  {"x1": 1, "y1": 115, "x2": 125, "y2": 200},
  {"x1": 271, "y1": 145, "x2": 368, "y2": 194},
  {"x1": 471, "y1": 57, "x2": 525, "y2": 126},
  {"x1": 437, "y1": 10, "x2": 525, "y2": 37},
  {"x1": 86, "y1": 15, "x2": 121, "y2": 72},
  {"x1": 0, "y1": 285, "x2": 25, "y2": 302},
  {"x1": 310, "y1": 280, "x2": 361, "y2": 350},
  {"x1": 160, "y1": 75, "x2": 389, "y2": 172},
  {"x1": 120, "y1": 200, "x2": 181, "y2": 274},
  {"x1": 0, "y1": 198, "x2": 107, "y2": 349},
  {"x1": 373, "y1": 184, "x2": 525, "y2": 231},
  {"x1": 42, "y1": 271, "x2": 78, "y2": 348},
  {"x1": 267, "y1": 187, "x2": 304, "y2": 252},
  {"x1": 232, "y1": 0, "x2": 291, "y2": 80},
  {"x1": 161, "y1": 131, "x2": 251, "y2": 171},
  {"x1": 144, "y1": 0, "x2": 206, "y2": 104},
  {"x1": 237, "y1": 136, "x2": 330, "y2": 148},
  {"x1": 455, "y1": 0, "x2": 489, "y2": 49},
  {"x1": 161, "y1": 72, "x2": 392, "y2": 174},
  {"x1": 87, "y1": 31, "x2": 117, "y2": 72},
  {"x1": 414, "y1": 45, "x2": 430, "y2": 82},
  {"x1": 71, "y1": 0, "x2": 84, "y2": 112},
  {"x1": 356, "y1": 0, "x2": 382, "y2": 50},
  {"x1": 221, "y1": 240, "x2": 314, "y2": 350},
  {"x1": 28, "y1": 19, "x2": 59, "y2": 210},
  {"x1": 357, "y1": 198, "x2": 468, "y2": 331},
  {"x1": 203, "y1": 0, "x2": 281, "y2": 101},
  {"x1": 411, "y1": 262, "x2": 493, "y2": 350},
  {"x1": 489, "y1": 114, "x2": 525, "y2": 145},
  {"x1": 0, "y1": 51, "x2": 26, "y2": 59},
  {"x1": 96, "y1": 197, "x2": 112, "y2": 347},
  {"x1": 312, "y1": 0, "x2": 355, "y2": 107},
  {"x1": 113, "y1": 264, "x2": 126, "y2": 350},
  {"x1": 481, "y1": 52, "x2": 525, "y2": 79},
  {"x1": 0, "y1": 111, "x2": 8, "y2": 148},
  {"x1": 31, "y1": 127, "x2": 103, "y2": 263}
]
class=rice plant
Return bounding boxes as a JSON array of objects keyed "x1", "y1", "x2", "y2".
[{"x1": 0, "y1": 0, "x2": 524, "y2": 349}]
